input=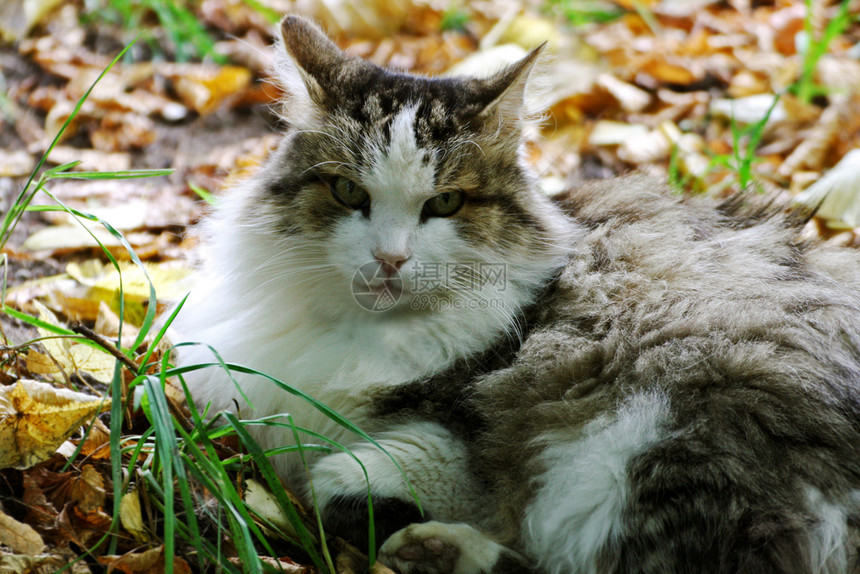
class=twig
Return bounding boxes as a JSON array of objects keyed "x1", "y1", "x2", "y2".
[{"x1": 69, "y1": 322, "x2": 140, "y2": 373}]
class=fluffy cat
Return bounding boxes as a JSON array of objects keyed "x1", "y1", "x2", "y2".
[{"x1": 172, "y1": 15, "x2": 860, "y2": 574}]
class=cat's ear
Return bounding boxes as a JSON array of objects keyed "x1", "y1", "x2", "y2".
[
  {"x1": 471, "y1": 44, "x2": 546, "y2": 128},
  {"x1": 276, "y1": 15, "x2": 354, "y2": 111}
]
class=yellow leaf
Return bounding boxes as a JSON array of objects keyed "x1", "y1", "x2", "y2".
[
  {"x1": 66, "y1": 260, "x2": 192, "y2": 304},
  {"x1": 120, "y1": 490, "x2": 149, "y2": 543},
  {"x1": 0, "y1": 380, "x2": 110, "y2": 470},
  {"x1": 173, "y1": 66, "x2": 252, "y2": 115},
  {"x1": 244, "y1": 478, "x2": 303, "y2": 539},
  {"x1": 31, "y1": 301, "x2": 117, "y2": 384}
]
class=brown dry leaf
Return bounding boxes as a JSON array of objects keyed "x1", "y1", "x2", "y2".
[
  {"x1": 90, "y1": 112, "x2": 157, "y2": 152},
  {"x1": 20, "y1": 467, "x2": 59, "y2": 530},
  {"x1": 76, "y1": 417, "x2": 112, "y2": 459},
  {"x1": 69, "y1": 465, "x2": 107, "y2": 514},
  {"x1": 0, "y1": 508, "x2": 45, "y2": 554},
  {"x1": 778, "y1": 96, "x2": 849, "y2": 178},
  {"x1": 0, "y1": 552, "x2": 93, "y2": 573},
  {"x1": 0, "y1": 379, "x2": 110, "y2": 469},
  {"x1": 638, "y1": 55, "x2": 702, "y2": 85},
  {"x1": 173, "y1": 65, "x2": 252, "y2": 114},
  {"x1": 43, "y1": 146, "x2": 132, "y2": 172},
  {"x1": 300, "y1": 0, "x2": 413, "y2": 38},
  {"x1": 0, "y1": 149, "x2": 37, "y2": 177},
  {"x1": 58, "y1": 503, "x2": 114, "y2": 548},
  {"x1": 120, "y1": 489, "x2": 149, "y2": 543},
  {"x1": 98, "y1": 545, "x2": 192, "y2": 574}
]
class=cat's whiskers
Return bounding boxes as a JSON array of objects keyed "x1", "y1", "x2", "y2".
[
  {"x1": 248, "y1": 244, "x2": 328, "y2": 276},
  {"x1": 301, "y1": 160, "x2": 352, "y2": 176},
  {"x1": 254, "y1": 265, "x2": 341, "y2": 293}
]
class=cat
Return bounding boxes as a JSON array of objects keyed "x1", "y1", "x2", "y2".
[{"x1": 171, "y1": 15, "x2": 860, "y2": 574}]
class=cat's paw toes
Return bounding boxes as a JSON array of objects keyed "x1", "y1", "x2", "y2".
[{"x1": 379, "y1": 521, "x2": 504, "y2": 574}]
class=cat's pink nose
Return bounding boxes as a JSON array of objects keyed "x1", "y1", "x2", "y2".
[{"x1": 373, "y1": 250, "x2": 410, "y2": 274}]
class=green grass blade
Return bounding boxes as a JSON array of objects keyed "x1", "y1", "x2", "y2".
[
  {"x1": 223, "y1": 412, "x2": 329, "y2": 572},
  {"x1": 0, "y1": 36, "x2": 140, "y2": 248}
]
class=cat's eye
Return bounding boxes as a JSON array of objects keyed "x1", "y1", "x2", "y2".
[
  {"x1": 424, "y1": 190, "x2": 464, "y2": 218},
  {"x1": 329, "y1": 176, "x2": 369, "y2": 210}
]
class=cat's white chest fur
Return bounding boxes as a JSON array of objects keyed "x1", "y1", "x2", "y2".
[{"x1": 171, "y1": 246, "x2": 513, "y2": 481}]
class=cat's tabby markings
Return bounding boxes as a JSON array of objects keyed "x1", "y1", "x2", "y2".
[{"x1": 173, "y1": 15, "x2": 860, "y2": 574}]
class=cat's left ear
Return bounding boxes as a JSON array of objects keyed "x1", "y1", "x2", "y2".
[
  {"x1": 275, "y1": 15, "x2": 363, "y2": 114},
  {"x1": 471, "y1": 44, "x2": 546, "y2": 127}
]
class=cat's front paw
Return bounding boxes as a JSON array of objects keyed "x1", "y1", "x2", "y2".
[{"x1": 379, "y1": 521, "x2": 529, "y2": 574}]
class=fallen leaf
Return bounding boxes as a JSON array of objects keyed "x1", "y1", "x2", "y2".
[
  {"x1": 76, "y1": 417, "x2": 112, "y2": 459},
  {"x1": 21, "y1": 224, "x2": 123, "y2": 253},
  {"x1": 43, "y1": 146, "x2": 131, "y2": 172},
  {"x1": 250, "y1": 556, "x2": 312, "y2": 573},
  {"x1": 709, "y1": 94, "x2": 787, "y2": 125},
  {"x1": 0, "y1": 508, "x2": 45, "y2": 554},
  {"x1": 0, "y1": 552, "x2": 93, "y2": 573},
  {"x1": 27, "y1": 301, "x2": 117, "y2": 384},
  {"x1": 244, "y1": 478, "x2": 304, "y2": 539},
  {"x1": 0, "y1": 379, "x2": 110, "y2": 469},
  {"x1": 98, "y1": 545, "x2": 192, "y2": 574},
  {"x1": 617, "y1": 128, "x2": 672, "y2": 164},
  {"x1": 588, "y1": 121, "x2": 649, "y2": 146},
  {"x1": 70, "y1": 465, "x2": 107, "y2": 513},
  {"x1": 0, "y1": 0, "x2": 64, "y2": 42},
  {"x1": 0, "y1": 149, "x2": 36, "y2": 177},
  {"x1": 300, "y1": 0, "x2": 412, "y2": 38},
  {"x1": 173, "y1": 65, "x2": 252, "y2": 114},
  {"x1": 120, "y1": 489, "x2": 149, "y2": 543},
  {"x1": 90, "y1": 112, "x2": 157, "y2": 152},
  {"x1": 595, "y1": 73, "x2": 651, "y2": 113},
  {"x1": 59, "y1": 503, "x2": 114, "y2": 548},
  {"x1": 795, "y1": 149, "x2": 860, "y2": 228},
  {"x1": 778, "y1": 95, "x2": 849, "y2": 179},
  {"x1": 66, "y1": 260, "x2": 193, "y2": 304}
]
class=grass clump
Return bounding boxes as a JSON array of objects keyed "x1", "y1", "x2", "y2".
[
  {"x1": 546, "y1": 0, "x2": 626, "y2": 26},
  {"x1": 82, "y1": 0, "x2": 225, "y2": 63},
  {"x1": 705, "y1": 95, "x2": 781, "y2": 193},
  {"x1": 793, "y1": 0, "x2": 854, "y2": 105}
]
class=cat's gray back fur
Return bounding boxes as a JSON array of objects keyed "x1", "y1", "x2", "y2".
[
  {"x1": 374, "y1": 174, "x2": 860, "y2": 573},
  {"x1": 468, "y1": 175, "x2": 860, "y2": 572}
]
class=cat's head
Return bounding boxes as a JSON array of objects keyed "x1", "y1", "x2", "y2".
[{"x1": 244, "y1": 16, "x2": 571, "y2": 320}]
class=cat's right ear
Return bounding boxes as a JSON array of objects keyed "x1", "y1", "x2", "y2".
[{"x1": 276, "y1": 16, "x2": 351, "y2": 113}]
